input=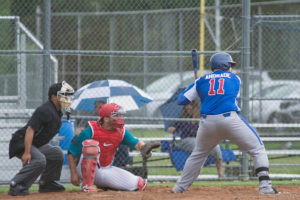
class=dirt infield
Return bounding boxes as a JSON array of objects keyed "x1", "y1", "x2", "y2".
[{"x1": 1, "y1": 185, "x2": 300, "y2": 200}]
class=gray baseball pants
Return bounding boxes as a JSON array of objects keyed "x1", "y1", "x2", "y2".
[
  {"x1": 174, "y1": 111, "x2": 269, "y2": 193},
  {"x1": 180, "y1": 137, "x2": 222, "y2": 160},
  {"x1": 11, "y1": 144, "x2": 64, "y2": 189}
]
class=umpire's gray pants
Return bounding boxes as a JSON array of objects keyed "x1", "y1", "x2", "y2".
[{"x1": 11, "y1": 144, "x2": 64, "y2": 189}]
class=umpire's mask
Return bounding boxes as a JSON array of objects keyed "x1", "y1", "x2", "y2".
[{"x1": 57, "y1": 81, "x2": 74, "y2": 109}]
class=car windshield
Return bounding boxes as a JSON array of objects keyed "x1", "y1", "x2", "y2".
[
  {"x1": 251, "y1": 83, "x2": 280, "y2": 97},
  {"x1": 252, "y1": 84, "x2": 297, "y2": 98},
  {"x1": 146, "y1": 74, "x2": 180, "y2": 92},
  {"x1": 265, "y1": 84, "x2": 300, "y2": 98},
  {"x1": 262, "y1": 85, "x2": 286, "y2": 98},
  {"x1": 146, "y1": 73, "x2": 194, "y2": 93},
  {"x1": 147, "y1": 70, "x2": 270, "y2": 94}
]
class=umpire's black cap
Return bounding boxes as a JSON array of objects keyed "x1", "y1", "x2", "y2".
[{"x1": 48, "y1": 82, "x2": 62, "y2": 100}]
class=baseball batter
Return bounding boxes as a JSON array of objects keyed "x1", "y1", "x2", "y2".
[
  {"x1": 68, "y1": 103, "x2": 160, "y2": 192},
  {"x1": 172, "y1": 52, "x2": 279, "y2": 194}
]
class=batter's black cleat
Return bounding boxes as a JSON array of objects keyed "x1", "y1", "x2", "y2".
[
  {"x1": 39, "y1": 180, "x2": 65, "y2": 193},
  {"x1": 8, "y1": 182, "x2": 29, "y2": 196}
]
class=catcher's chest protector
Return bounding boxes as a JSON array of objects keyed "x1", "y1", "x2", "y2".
[
  {"x1": 81, "y1": 139, "x2": 99, "y2": 192},
  {"x1": 89, "y1": 121, "x2": 124, "y2": 167}
]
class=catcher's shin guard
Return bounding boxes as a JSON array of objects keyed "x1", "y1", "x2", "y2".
[
  {"x1": 137, "y1": 177, "x2": 147, "y2": 191},
  {"x1": 81, "y1": 139, "x2": 99, "y2": 192}
]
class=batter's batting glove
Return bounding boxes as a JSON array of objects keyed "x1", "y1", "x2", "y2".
[{"x1": 140, "y1": 141, "x2": 161, "y2": 159}]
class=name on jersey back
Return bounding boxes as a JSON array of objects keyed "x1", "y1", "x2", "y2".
[{"x1": 205, "y1": 73, "x2": 231, "y2": 79}]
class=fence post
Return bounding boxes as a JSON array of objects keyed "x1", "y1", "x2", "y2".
[
  {"x1": 20, "y1": 34, "x2": 27, "y2": 108},
  {"x1": 15, "y1": 16, "x2": 21, "y2": 108},
  {"x1": 43, "y1": 0, "x2": 51, "y2": 102},
  {"x1": 36, "y1": 6, "x2": 41, "y2": 41},
  {"x1": 110, "y1": 16, "x2": 115, "y2": 77},
  {"x1": 215, "y1": 0, "x2": 221, "y2": 51},
  {"x1": 143, "y1": 14, "x2": 148, "y2": 90},
  {"x1": 77, "y1": 15, "x2": 82, "y2": 90},
  {"x1": 240, "y1": 0, "x2": 251, "y2": 181}
]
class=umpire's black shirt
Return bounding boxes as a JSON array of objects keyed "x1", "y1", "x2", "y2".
[{"x1": 9, "y1": 100, "x2": 63, "y2": 158}]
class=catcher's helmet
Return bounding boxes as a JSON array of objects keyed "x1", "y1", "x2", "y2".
[
  {"x1": 99, "y1": 103, "x2": 126, "y2": 129},
  {"x1": 210, "y1": 52, "x2": 236, "y2": 72}
]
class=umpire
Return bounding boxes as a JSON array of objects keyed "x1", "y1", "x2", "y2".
[{"x1": 8, "y1": 81, "x2": 75, "y2": 196}]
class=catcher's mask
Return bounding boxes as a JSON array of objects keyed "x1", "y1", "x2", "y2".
[
  {"x1": 57, "y1": 81, "x2": 75, "y2": 109},
  {"x1": 99, "y1": 103, "x2": 126, "y2": 130}
]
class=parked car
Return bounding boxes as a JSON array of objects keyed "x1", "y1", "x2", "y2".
[
  {"x1": 277, "y1": 101, "x2": 300, "y2": 123},
  {"x1": 264, "y1": 84, "x2": 300, "y2": 123},
  {"x1": 249, "y1": 81, "x2": 300, "y2": 123},
  {"x1": 144, "y1": 70, "x2": 271, "y2": 118},
  {"x1": 144, "y1": 71, "x2": 205, "y2": 117}
]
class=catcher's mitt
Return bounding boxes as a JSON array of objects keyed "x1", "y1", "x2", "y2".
[{"x1": 140, "y1": 141, "x2": 161, "y2": 159}]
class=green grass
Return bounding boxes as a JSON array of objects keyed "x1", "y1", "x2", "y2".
[
  {"x1": 131, "y1": 129, "x2": 300, "y2": 151},
  {"x1": 131, "y1": 130, "x2": 167, "y2": 138},
  {"x1": 131, "y1": 130, "x2": 300, "y2": 175},
  {"x1": 223, "y1": 141, "x2": 300, "y2": 150},
  {"x1": 147, "y1": 167, "x2": 223, "y2": 176},
  {"x1": 0, "y1": 185, "x2": 81, "y2": 193},
  {"x1": 1, "y1": 180, "x2": 300, "y2": 194},
  {"x1": 2, "y1": 130, "x2": 298, "y2": 194},
  {"x1": 149, "y1": 180, "x2": 300, "y2": 187}
]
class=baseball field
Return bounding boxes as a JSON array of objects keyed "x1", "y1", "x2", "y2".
[{"x1": 1, "y1": 181, "x2": 300, "y2": 200}]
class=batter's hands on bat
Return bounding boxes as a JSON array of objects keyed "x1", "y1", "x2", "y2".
[{"x1": 140, "y1": 141, "x2": 161, "y2": 159}]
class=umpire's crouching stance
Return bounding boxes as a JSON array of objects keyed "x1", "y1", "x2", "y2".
[{"x1": 8, "y1": 81, "x2": 74, "y2": 196}]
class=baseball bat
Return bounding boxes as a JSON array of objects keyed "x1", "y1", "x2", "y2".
[{"x1": 191, "y1": 49, "x2": 199, "y2": 80}]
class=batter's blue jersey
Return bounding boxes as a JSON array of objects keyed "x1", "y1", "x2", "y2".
[{"x1": 177, "y1": 70, "x2": 241, "y2": 115}]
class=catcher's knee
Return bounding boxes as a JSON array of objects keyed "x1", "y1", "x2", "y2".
[
  {"x1": 82, "y1": 139, "x2": 99, "y2": 157},
  {"x1": 137, "y1": 177, "x2": 147, "y2": 191}
]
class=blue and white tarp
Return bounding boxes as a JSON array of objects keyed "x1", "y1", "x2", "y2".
[{"x1": 71, "y1": 80, "x2": 153, "y2": 111}]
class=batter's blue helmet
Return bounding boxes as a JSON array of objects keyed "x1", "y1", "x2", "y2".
[{"x1": 210, "y1": 52, "x2": 236, "y2": 71}]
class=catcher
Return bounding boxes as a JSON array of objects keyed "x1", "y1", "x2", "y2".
[{"x1": 68, "y1": 103, "x2": 160, "y2": 192}]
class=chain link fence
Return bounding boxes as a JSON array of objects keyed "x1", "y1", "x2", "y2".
[{"x1": 1, "y1": 0, "x2": 300, "y2": 185}]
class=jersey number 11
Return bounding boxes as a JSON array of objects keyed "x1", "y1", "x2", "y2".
[{"x1": 208, "y1": 78, "x2": 225, "y2": 95}]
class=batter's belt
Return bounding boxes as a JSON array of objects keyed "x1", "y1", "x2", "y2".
[{"x1": 200, "y1": 111, "x2": 239, "y2": 119}]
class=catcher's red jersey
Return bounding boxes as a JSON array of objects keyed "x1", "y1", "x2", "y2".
[{"x1": 89, "y1": 121, "x2": 125, "y2": 167}]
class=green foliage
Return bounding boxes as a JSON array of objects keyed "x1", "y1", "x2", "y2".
[{"x1": 0, "y1": 0, "x2": 12, "y2": 15}]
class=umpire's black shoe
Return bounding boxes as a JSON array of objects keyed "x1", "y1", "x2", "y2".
[
  {"x1": 8, "y1": 182, "x2": 29, "y2": 196},
  {"x1": 39, "y1": 180, "x2": 65, "y2": 193}
]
